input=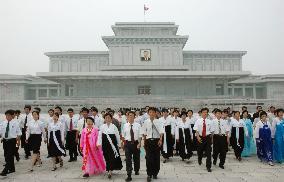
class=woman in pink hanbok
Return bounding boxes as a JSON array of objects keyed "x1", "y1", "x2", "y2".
[{"x1": 80, "y1": 117, "x2": 106, "y2": 178}]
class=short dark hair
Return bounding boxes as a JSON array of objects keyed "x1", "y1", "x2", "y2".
[
  {"x1": 32, "y1": 110, "x2": 40, "y2": 116},
  {"x1": 15, "y1": 110, "x2": 21, "y2": 114},
  {"x1": 200, "y1": 107, "x2": 209, "y2": 113},
  {"x1": 104, "y1": 112, "x2": 113, "y2": 119},
  {"x1": 24, "y1": 105, "x2": 31, "y2": 110},
  {"x1": 180, "y1": 111, "x2": 187, "y2": 117},
  {"x1": 91, "y1": 107, "x2": 98, "y2": 113},
  {"x1": 148, "y1": 107, "x2": 157, "y2": 113},
  {"x1": 256, "y1": 105, "x2": 262, "y2": 109},
  {"x1": 48, "y1": 109, "x2": 54, "y2": 112},
  {"x1": 259, "y1": 111, "x2": 267, "y2": 118},
  {"x1": 242, "y1": 110, "x2": 249, "y2": 116},
  {"x1": 128, "y1": 111, "x2": 136, "y2": 116},
  {"x1": 275, "y1": 108, "x2": 284, "y2": 116},
  {"x1": 54, "y1": 112, "x2": 60, "y2": 118},
  {"x1": 67, "y1": 108, "x2": 74, "y2": 112},
  {"x1": 5, "y1": 110, "x2": 15, "y2": 115},
  {"x1": 215, "y1": 109, "x2": 222, "y2": 114},
  {"x1": 34, "y1": 107, "x2": 41, "y2": 113},
  {"x1": 187, "y1": 110, "x2": 193, "y2": 114},
  {"x1": 86, "y1": 117, "x2": 94, "y2": 123},
  {"x1": 55, "y1": 106, "x2": 62, "y2": 112},
  {"x1": 222, "y1": 109, "x2": 229, "y2": 114},
  {"x1": 173, "y1": 109, "x2": 179, "y2": 113},
  {"x1": 81, "y1": 107, "x2": 89, "y2": 113}
]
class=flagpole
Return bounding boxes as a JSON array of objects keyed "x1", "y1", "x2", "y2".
[{"x1": 143, "y1": 4, "x2": 145, "y2": 22}]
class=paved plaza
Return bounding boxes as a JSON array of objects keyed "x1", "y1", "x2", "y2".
[{"x1": 0, "y1": 145, "x2": 283, "y2": 182}]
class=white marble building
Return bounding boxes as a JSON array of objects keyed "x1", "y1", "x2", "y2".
[{"x1": 0, "y1": 22, "x2": 284, "y2": 112}]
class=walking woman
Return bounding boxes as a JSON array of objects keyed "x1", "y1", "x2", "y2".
[
  {"x1": 241, "y1": 110, "x2": 256, "y2": 157},
  {"x1": 272, "y1": 108, "x2": 284, "y2": 163},
  {"x1": 26, "y1": 110, "x2": 47, "y2": 171},
  {"x1": 48, "y1": 112, "x2": 66, "y2": 171},
  {"x1": 255, "y1": 111, "x2": 274, "y2": 166},
  {"x1": 97, "y1": 113, "x2": 123, "y2": 179},
  {"x1": 175, "y1": 111, "x2": 193, "y2": 162},
  {"x1": 80, "y1": 117, "x2": 105, "y2": 178}
]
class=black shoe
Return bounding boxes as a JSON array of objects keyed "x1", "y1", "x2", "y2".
[
  {"x1": 198, "y1": 160, "x2": 202, "y2": 165},
  {"x1": 219, "y1": 165, "x2": 224, "y2": 169},
  {"x1": 83, "y1": 173, "x2": 89, "y2": 178},
  {"x1": 73, "y1": 157, "x2": 77, "y2": 161},
  {"x1": 16, "y1": 156, "x2": 20, "y2": 162},
  {"x1": 25, "y1": 155, "x2": 29, "y2": 159},
  {"x1": 0, "y1": 172, "x2": 7, "y2": 176},
  {"x1": 68, "y1": 158, "x2": 73, "y2": 162},
  {"x1": 135, "y1": 171, "x2": 139, "y2": 175},
  {"x1": 213, "y1": 159, "x2": 217, "y2": 165},
  {"x1": 153, "y1": 176, "x2": 158, "y2": 179},
  {"x1": 108, "y1": 173, "x2": 112, "y2": 179},
  {"x1": 125, "y1": 176, "x2": 132, "y2": 181},
  {"x1": 207, "y1": 168, "x2": 212, "y2": 172},
  {"x1": 147, "y1": 176, "x2": 152, "y2": 182},
  {"x1": 163, "y1": 159, "x2": 167, "y2": 163}
]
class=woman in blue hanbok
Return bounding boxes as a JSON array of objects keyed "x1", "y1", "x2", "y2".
[
  {"x1": 241, "y1": 110, "x2": 256, "y2": 157},
  {"x1": 272, "y1": 108, "x2": 284, "y2": 163},
  {"x1": 255, "y1": 111, "x2": 274, "y2": 166}
]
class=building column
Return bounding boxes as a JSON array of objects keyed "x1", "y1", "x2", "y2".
[
  {"x1": 232, "y1": 85, "x2": 235, "y2": 96},
  {"x1": 253, "y1": 84, "x2": 256, "y2": 99},
  {"x1": 223, "y1": 80, "x2": 228, "y2": 95},
  {"x1": 35, "y1": 88, "x2": 39, "y2": 100},
  {"x1": 242, "y1": 84, "x2": 246, "y2": 97}
]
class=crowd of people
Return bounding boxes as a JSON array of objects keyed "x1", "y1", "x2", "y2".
[{"x1": 0, "y1": 105, "x2": 284, "y2": 181}]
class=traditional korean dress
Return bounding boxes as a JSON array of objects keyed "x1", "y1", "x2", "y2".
[
  {"x1": 175, "y1": 119, "x2": 193, "y2": 160},
  {"x1": 229, "y1": 119, "x2": 246, "y2": 159},
  {"x1": 159, "y1": 116, "x2": 175, "y2": 159},
  {"x1": 242, "y1": 118, "x2": 256, "y2": 157},
  {"x1": 48, "y1": 121, "x2": 66, "y2": 157},
  {"x1": 273, "y1": 118, "x2": 284, "y2": 163},
  {"x1": 98, "y1": 123, "x2": 123, "y2": 171},
  {"x1": 80, "y1": 127, "x2": 106, "y2": 175},
  {"x1": 255, "y1": 120, "x2": 273, "y2": 162}
]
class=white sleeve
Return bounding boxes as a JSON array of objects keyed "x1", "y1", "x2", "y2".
[
  {"x1": 171, "y1": 119, "x2": 175, "y2": 135},
  {"x1": 121, "y1": 123, "x2": 126, "y2": 138},
  {"x1": 175, "y1": 125, "x2": 179, "y2": 140},
  {"x1": 97, "y1": 130, "x2": 102, "y2": 146},
  {"x1": 271, "y1": 119, "x2": 277, "y2": 139},
  {"x1": 255, "y1": 122, "x2": 260, "y2": 139},
  {"x1": 60, "y1": 123, "x2": 65, "y2": 142},
  {"x1": 114, "y1": 125, "x2": 120, "y2": 145},
  {"x1": 26, "y1": 124, "x2": 30, "y2": 140}
]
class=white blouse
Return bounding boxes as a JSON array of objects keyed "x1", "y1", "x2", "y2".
[
  {"x1": 26, "y1": 119, "x2": 46, "y2": 140},
  {"x1": 229, "y1": 118, "x2": 248, "y2": 137},
  {"x1": 97, "y1": 123, "x2": 120, "y2": 146},
  {"x1": 159, "y1": 116, "x2": 175, "y2": 135}
]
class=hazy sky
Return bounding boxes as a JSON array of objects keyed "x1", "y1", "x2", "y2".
[{"x1": 0, "y1": 0, "x2": 283, "y2": 75}]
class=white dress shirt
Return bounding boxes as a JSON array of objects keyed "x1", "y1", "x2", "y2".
[
  {"x1": 255, "y1": 120, "x2": 272, "y2": 139},
  {"x1": 97, "y1": 123, "x2": 120, "y2": 146},
  {"x1": 19, "y1": 113, "x2": 33, "y2": 129},
  {"x1": 26, "y1": 119, "x2": 46, "y2": 139},
  {"x1": 122, "y1": 122, "x2": 142, "y2": 141},
  {"x1": 65, "y1": 116, "x2": 79, "y2": 131},
  {"x1": 193, "y1": 118, "x2": 214, "y2": 136},
  {"x1": 142, "y1": 118, "x2": 163, "y2": 139},
  {"x1": 0, "y1": 119, "x2": 22, "y2": 139},
  {"x1": 212, "y1": 118, "x2": 229, "y2": 135},
  {"x1": 271, "y1": 117, "x2": 283, "y2": 138}
]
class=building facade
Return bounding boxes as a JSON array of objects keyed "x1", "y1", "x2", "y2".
[{"x1": 1, "y1": 22, "x2": 284, "y2": 112}]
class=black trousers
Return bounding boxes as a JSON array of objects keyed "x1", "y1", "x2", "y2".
[
  {"x1": 21, "y1": 128, "x2": 30, "y2": 156},
  {"x1": 212, "y1": 135, "x2": 228, "y2": 166},
  {"x1": 3, "y1": 138, "x2": 16, "y2": 173},
  {"x1": 66, "y1": 131, "x2": 78, "y2": 159},
  {"x1": 145, "y1": 139, "x2": 160, "y2": 177},
  {"x1": 125, "y1": 141, "x2": 140, "y2": 175},
  {"x1": 197, "y1": 135, "x2": 212, "y2": 169}
]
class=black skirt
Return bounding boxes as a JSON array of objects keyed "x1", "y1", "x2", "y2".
[
  {"x1": 162, "y1": 125, "x2": 174, "y2": 158},
  {"x1": 178, "y1": 128, "x2": 193, "y2": 159},
  {"x1": 102, "y1": 133, "x2": 123, "y2": 171},
  {"x1": 49, "y1": 130, "x2": 66, "y2": 157},
  {"x1": 65, "y1": 130, "x2": 77, "y2": 150},
  {"x1": 28, "y1": 134, "x2": 42, "y2": 153}
]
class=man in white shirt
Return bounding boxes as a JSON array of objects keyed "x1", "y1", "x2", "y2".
[
  {"x1": 0, "y1": 110, "x2": 22, "y2": 176},
  {"x1": 65, "y1": 108, "x2": 79, "y2": 162},
  {"x1": 20, "y1": 105, "x2": 32, "y2": 159},
  {"x1": 142, "y1": 107, "x2": 163, "y2": 181},
  {"x1": 122, "y1": 111, "x2": 142, "y2": 181},
  {"x1": 212, "y1": 109, "x2": 229, "y2": 169},
  {"x1": 194, "y1": 107, "x2": 213, "y2": 172}
]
